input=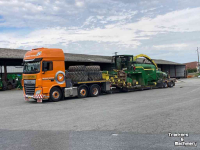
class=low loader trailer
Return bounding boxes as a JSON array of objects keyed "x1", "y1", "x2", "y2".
[{"x1": 22, "y1": 48, "x2": 175, "y2": 103}]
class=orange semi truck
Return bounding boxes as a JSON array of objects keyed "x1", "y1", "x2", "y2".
[{"x1": 22, "y1": 48, "x2": 111, "y2": 102}]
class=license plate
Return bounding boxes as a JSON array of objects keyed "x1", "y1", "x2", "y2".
[{"x1": 28, "y1": 96, "x2": 32, "y2": 99}]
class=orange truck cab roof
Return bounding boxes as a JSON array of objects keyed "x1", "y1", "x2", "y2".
[{"x1": 24, "y1": 48, "x2": 65, "y2": 61}]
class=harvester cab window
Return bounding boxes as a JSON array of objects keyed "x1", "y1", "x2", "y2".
[
  {"x1": 121, "y1": 57, "x2": 127, "y2": 69},
  {"x1": 116, "y1": 57, "x2": 122, "y2": 70}
]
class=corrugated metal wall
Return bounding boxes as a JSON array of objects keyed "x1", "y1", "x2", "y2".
[
  {"x1": 1, "y1": 66, "x2": 23, "y2": 73},
  {"x1": 158, "y1": 64, "x2": 186, "y2": 78},
  {"x1": 176, "y1": 65, "x2": 186, "y2": 78}
]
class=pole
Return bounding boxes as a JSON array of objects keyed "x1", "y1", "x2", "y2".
[
  {"x1": 0, "y1": 66, "x2": 2, "y2": 82},
  {"x1": 197, "y1": 47, "x2": 199, "y2": 73},
  {"x1": 4, "y1": 63, "x2": 7, "y2": 82}
]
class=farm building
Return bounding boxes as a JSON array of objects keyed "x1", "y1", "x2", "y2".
[{"x1": 0, "y1": 48, "x2": 186, "y2": 78}]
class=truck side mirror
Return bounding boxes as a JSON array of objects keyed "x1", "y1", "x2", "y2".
[{"x1": 42, "y1": 62, "x2": 48, "y2": 72}]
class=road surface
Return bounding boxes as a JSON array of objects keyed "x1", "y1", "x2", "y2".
[{"x1": 0, "y1": 78, "x2": 200, "y2": 149}]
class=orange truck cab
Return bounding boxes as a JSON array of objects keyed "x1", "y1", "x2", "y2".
[{"x1": 22, "y1": 48, "x2": 66, "y2": 102}]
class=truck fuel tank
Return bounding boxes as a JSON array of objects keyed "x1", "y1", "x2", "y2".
[{"x1": 65, "y1": 87, "x2": 78, "y2": 97}]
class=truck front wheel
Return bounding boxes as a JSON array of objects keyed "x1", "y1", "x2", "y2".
[{"x1": 50, "y1": 87, "x2": 62, "y2": 102}]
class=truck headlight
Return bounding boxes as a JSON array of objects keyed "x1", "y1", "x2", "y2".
[{"x1": 35, "y1": 90, "x2": 41, "y2": 95}]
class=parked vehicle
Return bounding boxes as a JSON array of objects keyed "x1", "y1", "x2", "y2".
[
  {"x1": 22, "y1": 48, "x2": 175, "y2": 102},
  {"x1": 0, "y1": 74, "x2": 22, "y2": 91}
]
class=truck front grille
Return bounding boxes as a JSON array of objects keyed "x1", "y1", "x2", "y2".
[{"x1": 24, "y1": 84, "x2": 35, "y2": 95}]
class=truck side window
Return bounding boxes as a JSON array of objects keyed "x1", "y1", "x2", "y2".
[{"x1": 44, "y1": 61, "x2": 53, "y2": 71}]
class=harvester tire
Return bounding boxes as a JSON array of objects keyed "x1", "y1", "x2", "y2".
[
  {"x1": 50, "y1": 87, "x2": 62, "y2": 102},
  {"x1": 88, "y1": 71, "x2": 102, "y2": 81},
  {"x1": 89, "y1": 84, "x2": 100, "y2": 97},
  {"x1": 66, "y1": 72, "x2": 88, "y2": 82},
  {"x1": 68, "y1": 66, "x2": 86, "y2": 72},
  {"x1": 86, "y1": 66, "x2": 100, "y2": 71}
]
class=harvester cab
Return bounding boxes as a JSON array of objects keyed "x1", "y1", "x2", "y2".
[{"x1": 112, "y1": 55, "x2": 135, "y2": 71}]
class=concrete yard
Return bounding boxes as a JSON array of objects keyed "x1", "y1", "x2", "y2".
[{"x1": 0, "y1": 78, "x2": 200, "y2": 150}]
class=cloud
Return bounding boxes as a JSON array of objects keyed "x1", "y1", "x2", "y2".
[
  {"x1": 153, "y1": 44, "x2": 188, "y2": 49},
  {"x1": 0, "y1": 0, "x2": 85, "y2": 27},
  {"x1": 75, "y1": 0, "x2": 85, "y2": 7},
  {"x1": 0, "y1": 0, "x2": 200, "y2": 63},
  {"x1": 0, "y1": 7, "x2": 200, "y2": 51}
]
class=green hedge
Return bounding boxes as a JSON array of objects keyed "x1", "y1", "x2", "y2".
[{"x1": 187, "y1": 68, "x2": 197, "y2": 73}]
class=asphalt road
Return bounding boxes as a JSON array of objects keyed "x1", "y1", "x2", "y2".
[{"x1": 0, "y1": 78, "x2": 200, "y2": 150}]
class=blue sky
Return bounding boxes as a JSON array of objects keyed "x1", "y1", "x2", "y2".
[{"x1": 0, "y1": 0, "x2": 200, "y2": 63}]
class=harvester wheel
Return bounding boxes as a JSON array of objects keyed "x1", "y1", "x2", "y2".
[
  {"x1": 68, "y1": 66, "x2": 86, "y2": 72},
  {"x1": 50, "y1": 87, "x2": 62, "y2": 102},
  {"x1": 66, "y1": 72, "x2": 88, "y2": 82},
  {"x1": 163, "y1": 82, "x2": 168, "y2": 88},
  {"x1": 88, "y1": 71, "x2": 102, "y2": 81},
  {"x1": 78, "y1": 85, "x2": 88, "y2": 98},
  {"x1": 86, "y1": 66, "x2": 100, "y2": 71},
  {"x1": 89, "y1": 84, "x2": 100, "y2": 97}
]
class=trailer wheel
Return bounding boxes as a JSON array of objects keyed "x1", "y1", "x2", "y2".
[
  {"x1": 89, "y1": 84, "x2": 100, "y2": 97},
  {"x1": 78, "y1": 85, "x2": 88, "y2": 98},
  {"x1": 168, "y1": 81, "x2": 173, "y2": 88},
  {"x1": 50, "y1": 87, "x2": 62, "y2": 102},
  {"x1": 163, "y1": 82, "x2": 168, "y2": 88}
]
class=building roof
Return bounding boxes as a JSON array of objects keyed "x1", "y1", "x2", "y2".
[{"x1": 0, "y1": 48, "x2": 185, "y2": 65}]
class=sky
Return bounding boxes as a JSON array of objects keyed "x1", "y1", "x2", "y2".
[{"x1": 0, "y1": 0, "x2": 200, "y2": 63}]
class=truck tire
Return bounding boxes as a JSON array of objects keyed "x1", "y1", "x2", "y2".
[
  {"x1": 86, "y1": 66, "x2": 100, "y2": 71},
  {"x1": 50, "y1": 87, "x2": 62, "y2": 102},
  {"x1": 78, "y1": 85, "x2": 88, "y2": 98},
  {"x1": 89, "y1": 84, "x2": 100, "y2": 97},
  {"x1": 88, "y1": 71, "x2": 102, "y2": 81},
  {"x1": 68, "y1": 66, "x2": 86, "y2": 72},
  {"x1": 66, "y1": 72, "x2": 88, "y2": 82}
]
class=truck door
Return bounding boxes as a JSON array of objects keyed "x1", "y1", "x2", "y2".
[{"x1": 41, "y1": 61, "x2": 55, "y2": 93}]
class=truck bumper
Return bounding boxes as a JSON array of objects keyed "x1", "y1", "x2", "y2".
[{"x1": 24, "y1": 94, "x2": 45, "y2": 103}]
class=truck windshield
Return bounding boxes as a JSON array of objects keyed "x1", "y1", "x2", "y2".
[{"x1": 23, "y1": 61, "x2": 40, "y2": 74}]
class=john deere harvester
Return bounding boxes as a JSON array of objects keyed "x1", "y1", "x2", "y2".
[{"x1": 102, "y1": 54, "x2": 175, "y2": 91}]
